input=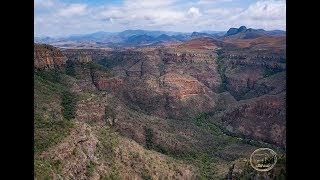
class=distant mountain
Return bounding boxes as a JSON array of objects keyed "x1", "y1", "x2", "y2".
[
  {"x1": 125, "y1": 34, "x2": 155, "y2": 45},
  {"x1": 118, "y1": 30, "x2": 182, "y2": 38},
  {"x1": 223, "y1": 26, "x2": 285, "y2": 39},
  {"x1": 225, "y1": 26, "x2": 248, "y2": 36},
  {"x1": 67, "y1": 31, "x2": 116, "y2": 41},
  {"x1": 34, "y1": 36, "x2": 57, "y2": 43},
  {"x1": 34, "y1": 27, "x2": 285, "y2": 48}
]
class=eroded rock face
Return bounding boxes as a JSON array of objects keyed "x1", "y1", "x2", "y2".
[
  {"x1": 63, "y1": 50, "x2": 93, "y2": 63},
  {"x1": 90, "y1": 70, "x2": 123, "y2": 92},
  {"x1": 219, "y1": 94, "x2": 286, "y2": 147},
  {"x1": 120, "y1": 73, "x2": 218, "y2": 120},
  {"x1": 161, "y1": 73, "x2": 207, "y2": 99},
  {"x1": 225, "y1": 68, "x2": 265, "y2": 99},
  {"x1": 60, "y1": 36, "x2": 286, "y2": 147},
  {"x1": 34, "y1": 44, "x2": 67, "y2": 69}
]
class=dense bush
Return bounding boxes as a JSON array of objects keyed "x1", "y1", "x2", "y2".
[
  {"x1": 144, "y1": 127, "x2": 154, "y2": 150},
  {"x1": 35, "y1": 69, "x2": 60, "y2": 83},
  {"x1": 264, "y1": 67, "x2": 283, "y2": 77},
  {"x1": 34, "y1": 114, "x2": 73, "y2": 154},
  {"x1": 104, "y1": 106, "x2": 116, "y2": 119},
  {"x1": 65, "y1": 60, "x2": 76, "y2": 77},
  {"x1": 216, "y1": 55, "x2": 227, "y2": 93},
  {"x1": 61, "y1": 90, "x2": 77, "y2": 120}
]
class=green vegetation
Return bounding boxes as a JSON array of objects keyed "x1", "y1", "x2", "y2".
[
  {"x1": 35, "y1": 69, "x2": 61, "y2": 83},
  {"x1": 34, "y1": 114, "x2": 73, "y2": 155},
  {"x1": 98, "y1": 58, "x2": 117, "y2": 69},
  {"x1": 100, "y1": 167, "x2": 120, "y2": 180},
  {"x1": 104, "y1": 106, "x2": 116, "y2": 119},
  {"x1": 34, "y1": 74, "x2": 73, "y2": 156},
  {"x1": 194, "y1": 112, "x2": 224, "y2": 136},
  {"x1": 65, "y1": 60, "x2": 76, "y2": 77},
  {"x1": 144, "y1": 127, "x2": 154, "y2": 150},
  {"x1": 95, "y1": 128, "x2": 121, "y2": 179},
  {"x1": 157, "y1": 63, "x2": 165, "y2": 76},
  {"x1": 85, "y1": 162, "x2": 97, "y2": 177},
  {"x1": 34, "y1": 157, "x2": 60, "y2": 180},
  {"x1": 88, "y1": 61, "x2": 112, "y2": 74},
  {"x1": 264, "y1": 67, "x2": 284, "y2": 77},
  {"x1": 34, "y1": 74, "x2": 65, "y2": 114},
  {"x1": 193, "y1": 112, "x2": 283, "y2": 151},
  {"x1": 34, "y1": 112, "x2": 73, "y2": 179},
  {"x1": 61, "y1": 90, "x2": 78, "y2": 120},
  {"x1": 215, "y1": 51, "x2": 228, "y2": 93},
  {"x1": 95, "y1": 128, "x2": 119, "y2": 160},
  {"x1": 141, "y1": 169, "x2": 152, "y2": 180},
  {"x1": 98, "y1": 57, "x2": 127, "y2": 69}
]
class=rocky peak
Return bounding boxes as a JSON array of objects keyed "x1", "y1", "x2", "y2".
[
  {"x1": 225, "y1": 26, "x2": 247, "y2": 36},
  {"x1": 238, "y1": 26, "x2": 247, "y2": 32}
]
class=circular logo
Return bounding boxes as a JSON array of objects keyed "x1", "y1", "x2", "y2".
[{"x1": 250, "y1": 148, "x2": 277, "y2": 172}]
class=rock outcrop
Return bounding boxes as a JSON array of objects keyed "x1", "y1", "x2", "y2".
[
  {"x1": 34, "y1": 43, "x2": 67, "y2": 69},
  {"x1": 218, "y1": 94, "x2": 286, "y2": 147},
  {"x1": 63, "y1": 49, "x2": 93, "y2": 63}
]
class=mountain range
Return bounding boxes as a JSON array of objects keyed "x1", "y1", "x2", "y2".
[{"x1": 35, "y1": 26, "x2": 285, "y2": 48}]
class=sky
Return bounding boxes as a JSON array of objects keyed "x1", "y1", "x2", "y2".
[{"x1": 34, "y1": 0, "x2": 286, "y2": 37}]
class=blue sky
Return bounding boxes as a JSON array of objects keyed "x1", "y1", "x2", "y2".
[{"x1": 34, "y1": 0, "x2": 286, "y2": 37}]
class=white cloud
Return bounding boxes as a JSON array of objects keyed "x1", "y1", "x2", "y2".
[
  {"x1": 34, "y1": 0, "x2": 54, "y2": 8},
  {"x1": 123, "y1": 0, "x2": 176, "y2": 8},
  {"x1": 197, "y1": 0, "x2": 233, "y2": 4},
  {"x1": 230, "y1": 0, "x2": 286, "y2": 30},
  {"x1": 34, "y1": 0, "x2": 286, "y2": 37},
  {"x1": 58, "y1": 4, "x2": 87, "y2": 17},
  {"x1": 188, "y1": 7, "x2": 202, "y2": 17}
]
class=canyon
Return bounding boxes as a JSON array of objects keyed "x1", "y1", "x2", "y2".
[{"x1": 34, "y1": 27, "x2": 286, "y2": 179}]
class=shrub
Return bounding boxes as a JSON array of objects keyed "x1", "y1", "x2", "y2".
[
  {"x1": 104, "y1": 106, "x2": 116, "y2": 119},
  {"x1": 85, "y1": 162, "x2": 96, "y2": 177},
  {"x1": 144, "y1": 127, "x2": 154, "y2": 150},
  {"x1": 216, "y1": 56, "x2": 227, "y2": 93},
  {"x1": 35, "y1": 69, "x2": 60, "y2": 83},
  {"x1": 65, "y1": 60, "x2": 76, "y2": 77},
  {"x1": 61, "y1": 90, "x2": 77, "y2": 120},
  {"x1": 264, "y1": 67, "x2": 283, "y2": 77}
]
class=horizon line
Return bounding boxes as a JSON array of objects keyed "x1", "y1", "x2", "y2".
[{"x1": 34, "y1": 27, "x2": 286, "y2": 38}]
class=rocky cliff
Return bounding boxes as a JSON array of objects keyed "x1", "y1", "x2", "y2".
[
  {"x1": 62, "y1": 49, "x2": 93, "y2": 63},
  {"x1": 34, "y1": 43, "x2": 67, "y2": 69}
]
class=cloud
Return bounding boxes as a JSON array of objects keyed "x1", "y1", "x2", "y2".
[
  {"x1": 58, "y1": 4, "x2": 87, "y2": 17},
  {"x1": 34, "y1": 0, "x2": 54, "y2": 8},
  {"x1": 197, "y1": 0, "x2": 233, "y2": 4},
  {"x1": 230, "y1": 0, "x2": 286, "y2": 29},
  {"x1": 123, "y1": 0, "x2": 176, "y2": 8},
  {"x1": 188, "y1": 7, "x2": 202, "y2": 17},
  {"x1": 34, "y1": 0, "x2": 286, "y2": 37}
]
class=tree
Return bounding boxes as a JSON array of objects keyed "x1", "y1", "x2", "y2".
[
  {"x1": 65, "y1": 60, "x2": 76, "y2": 77},
  {"x1": 144, "y1": 127, "x2": 154, "y2": 150},
  {"x1": 61, "y1": 91, "x2": 77, "y2": 120}
]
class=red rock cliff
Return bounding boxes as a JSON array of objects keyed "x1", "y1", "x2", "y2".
[{"x1": 34, "y1": 44, "x2": 67, "y2": 69}]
